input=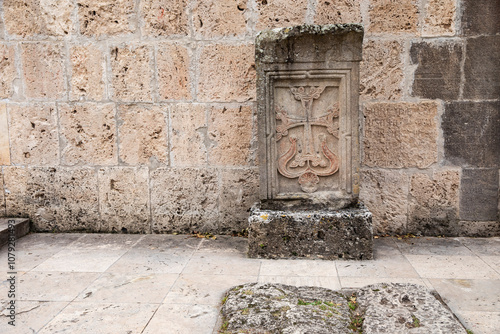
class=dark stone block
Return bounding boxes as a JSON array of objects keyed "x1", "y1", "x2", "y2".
[
  {"x1": 0, "y1": 218, "x2": 31, "y2": 248},
  {"x1": 463, "y1": 35, "x2": 500, "y2": 100},
  {"x1": 442, "y1": 101, "x2": 500, "y2": 168},
  {"x1": 460, "y1": 169, "x2": 499, "y2": 221},
  {"x1": 461, "y1": 0, "x2": 500, "y2": 36},
  {"x1": 410, "y1": 41, "x2": 462, "y2": 100},
  {"x1": 407, "y1": 206, "x2": 459, "y2": 237}
]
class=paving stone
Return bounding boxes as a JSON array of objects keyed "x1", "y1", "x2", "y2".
[
  {"x1": 143, "y1": 304, "x2": 218, "y2": 334},
  {"x1": 0, "y1": 43, "x2": 16, "y2": 99},
  {"x1": 461, "y1": 0, "x2": 500, "y2": 36},
  {"x1": 314, "y1": 0, "x2": 361, "y2": 25},
  {"x1": 70, "y1": 44, "x2": 105, "y2": 101},
  {"x1": 256, "y1": 0, "x2": 308, "y2": 30},
  {"x1": 192, "y1": 0, "x2": 248, "y2": 38},
  {"x1": 68, "y1": 233, "x2": 142, "y2": 250},
  {"x1": 157, "y1": 42, "x2": 191, "y2": 100},
  {"x1": 135, "y1": 234, "x2": 202, "y2": 250},
  {"x1": 0, "y1": 104, "x2": 11, "y2": 165},
  {"x1": 458, "y1": 311, "x2": 500, "y2": 334},
  {"x1": 368, "y1": 0, "x2": 419, "y2": 34},
  {"x1": 259, "y1": 259, "x2": 338, "y2": 277},
  {"x1": 77, "y1": 0, "x2": 136, "y2": 37},
  {"x1": 198, "y1": 236, "x2": 248, "y2": 254},
  {"x1": 460, "y1": 169, "x2": 499, "y2": 221},
  {"x1": 14, "y1": 233, "x2": 83, "y2": 251},
  {"x1": 335, "y1": 258, "x2": 419, "y2": 278},
  {"x1": 458, "y1": 237, "x2": 500, "y2": 256},
  {"x1": 183, "y1": 253, "x2": 261, "y2": 276},
  {"x1": 140, "y1": 0, "x2": 188, "y2": 37},
  {"x1": 395, "y1": 237, "x2": 475, "y2": 256},
  {"x1": 33, "y1": 248, "x2": 127, "y2": 272},
  {"x1": 106, "y1": 248, "x2": 193, "y2": 274}
]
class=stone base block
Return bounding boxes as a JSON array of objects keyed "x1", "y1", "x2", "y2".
[
  {"x1": 248, "y1": 203, "x2": 373, "y2": 260},
  {"x1": 0, "y1": 218, "x2": 30, "y2": 248}
]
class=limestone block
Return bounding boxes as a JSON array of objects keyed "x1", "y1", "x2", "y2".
[
  {"x1": 461, "y1": 0, "x2": 500, "y2": 36},
  {"x1": 256, "y1": 0, "x2": 308, "y2": 30},
  {"x1": 198, "y1": 44, "x2": 256, "y2": 102},
  {"x1": 156, "y1": 43, "x2": 190, "y2": 101},
  {"x1": 0, "y1": 44, "x2": 16, "y2": 99},
  {"x1": 360, "y1": 40, "x2": 403, "y2": 100},
  {"x1": 363, "y1": 102, "x2": 438, "y2": 168},
  {"x1": 110, "y1": 45, "x2": 153, "y2": 102},
  {"x1": 0, "y1": 104, "x2": 10, "y2": 165},
  {"x1": 98, "y1": 167, "x2": 150, "y2": 233},
  {"x1": 3, "y1": 167, "x2": 30, "y2": 217},
  {"x1": 140, "y1": 0, "x2": 188, "y2": 37},
  {"x1": 70, "y1": 45, "x2": 105, "y2": 101},
  {"x1": 117, "y1": 104, "x2": 168, "y2": 165},
  {"x1": 193, "y1": 0, "x2": 247, "y2": 38},
  {"x1": 77, "y1": 0, "x2": 136, "y2": 37},
  {"x1": 460, "y1": 169, "x2": 499, "y2": 221},
  {"x1": 208, "y1": 105, "x2": 253, "y2": 166},
  {"x1": 170, "y1": 104, "x2": 207, "y2": 166},
  {"x1": 39, "y1": 0, "x2": 74, "y2": 36},
  {"x1": 368, "y1": 0, "x2": 419, "y2": 34},
  {"x1": 59, "y1": 103, "x2": 117, "y2": 166},
  {"x1": 457, "y1": 221, "x2": 500, "y2": 237},
  {"x1": 0, "y1": 170, "x2": 4, "y2": 216},
  {"x1": 423, "y1": 0, "x2": 456, "y2": 36},
  {"x1": 314, "y1": 0, "x2": 362, "y2": 25},
  {"x1": 151, "y1": 168, "x2": 218, "y2": 233},
  {"x1": 21, "y1": 43, "x2": 65, "y2": 99},
  {"x1": 8, "y1": 103, "x2": 59, "y2": 165},
  {"x1": 360, "y1": 169, "x2": 408, "y2": 235}
]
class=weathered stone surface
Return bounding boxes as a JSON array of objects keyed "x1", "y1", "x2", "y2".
[
  {"x1": 314, "y1": 0, "x2": 361, "y2": 25},
  {"x1": 410, "y1": 41, "x2": 462, "y2": 100},
  {"x1": 457, "y1": 221, "x2": 500, "y2": 237},
  {"x1": 151, "y1": 168, "x2": 218, "y2": 233},
  {"x1": 3, "y1": 167, "x2": 30, "y2": 217},
  {"x1": 110, "y1": 45, "x2": 153, "y2": 102},
  {"x1": 256, "y1": 0, "x2": 308, "y2": 30},
  {"x1": 363, "y1": 102, "x2": 438, "y2": 168},
  {"x1": 77, "y1": 0, "x2": 136, "y2": 37},
  {"x1": 0, "y1": 44, "x2": 16, "y2": 99},
  {"x1": 368, "y1": 0, "x2": 419, "y2": 34},
  {"x1": 59, "y1": 103, "x2": 117, "y2": 166},
  {"x1": 248, "y1": 203, "x2": 373, "y2": 260},
  {"x1": 463, "y1": 35, "x2": 500, "y2": 100},
  {"x1": 408, "y1": 170, "x2": 460, "y2": 236},
  {"x1": 170, "y1": 104, "x2": 207, "y2": 166},
  {"x1": 0, "y1": 171, "x2": 4, "y2": 216},
  {"x1": 198, "y1": 44, "x2": 255, "y2": 102},
  {"x1": 460, "y1": 169, "x2": 499, "y2": 221},
  {"x1": 70, "y1": 45, "x2": 105, "y2": 101},
  {"x1": 360, "y1": 40, "x2": 403, "y2": 100},
  {"x1": 156, "y1": 43, "x2": 190, "y2": 101},
  {"x1": 423, "y1": 0, "x2": 456, "y2": 36},
  {"x1": 208, "y1": 105, "x2": 253, "y2": 166},
  {"x1": 360, "y1": 169, "x2": 408, "y2": 235},
  {"x1": 140, "y1": 0, "x2": 188, "y2": 37},
  {"x1": 21, "y1": 43, "x2": 65, "y2": 99},
  {"x1": 442, "y1": 101, "x2": 500, "y2": 168},
  {"x1": 98, "y1": 167, "x2": 150, "y2": 233},
  {"x1": 461, "y1": 0, "x2": 500, "y2": 36},
  {"x1": 0, "y1": 104, "x2": 10, "y2": 165},
  {"x1": 8, "y1": 103, "x2": 59, "y2": 165},
  {"x1": 117, "y1": 104, "x2": 168, "y2": 165},
  {"x1": 192, "y1": 0, "x2": 248, "y2": 38}
]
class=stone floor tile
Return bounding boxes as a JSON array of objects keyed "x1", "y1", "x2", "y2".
[
  {"x1": 456, "y1": 311, "x2": 500, "y2": 334},
  {"x1": 134, "y1": 234, "x2": 203, "y2": 251},
  {"x1": 458, "y1": 237, "x2": 500, "y2": 256},
  {"x1": 142, "y1": 304, "x2": 218, "y2": 334},
  {"x1": 335, "y1": 259, "x2": 420, "y2": 278},
  {"x1": 14, "y1": 233, "x2": 85, "y2": 251},
  {"x1": 67, "y1": 234, "x2": 144, "y2": 250},
  {"x1": 259, "y1": 259, "x2": 337, "y2": 277},
  {"x1": 106, "y1": 248, "x2": 194, "y2": 274},
  {"x1": 405, "y1": 255, "x2": 500, "y2": 279},
  {"x1": 0, "y1": 248, "x2": 63, "y2": 272},
  {"x1": 338, "y1": 276, "x2": 428, "y2": 289},
  {"x1": 480, "y1": 255, "x2": 500, "y2": 274},
  {"x1": 395, "y1": 237, "x2": 475, "y2": 256},
  {"x1": 183, "y1": 253, "x2": 261, "y2": 276},
  {"x1": 373, "y1": 237, "x2": 404, "y2": 258},
  {"x1": 258, "y1": 275, "x2": 341, "y2": 290},
  {"x1": 198, "y1": 236, "x2": 248, "y2": 253},
  {"x1": 33, "y1": 249, "x2": 127, "y2": 272}
]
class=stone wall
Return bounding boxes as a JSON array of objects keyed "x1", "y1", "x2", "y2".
[{"x1": 0, "y1": 0, "x2": 498, "y2": 235}]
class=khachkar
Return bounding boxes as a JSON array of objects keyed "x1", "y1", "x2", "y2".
[{"x1": 248, "y1": 25, "x2": 373, "y2": 260}]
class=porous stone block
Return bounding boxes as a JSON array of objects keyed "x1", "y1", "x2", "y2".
[
  {"x1": 0, "y1": 104, "x2": 11, "y2": 165},
  {"x1": 198, "y1": 44, "x2": 255, "y2": 102},
  {"x1": 461, "y1": 0, "x2": 500, "y2": 36},
  {"x1": 0, "y1": 44, "x2": 16, "y2": 99},
  {"x1": 368, "y1": 0, "x2": 419, "y2": 34},
  {"x1": 140, "y1": 0, "x2": 188, "y2": 37},
  {"x1": 248, "y1": 203, "x2": 373, "y2": 260},
  {"x1": 77, "y1": 0, "x2": 136, "y2": 37},
  {"x1": 7, "y1": 103, "x2": 59, "y2": 165},
  {"x1": 70, "y1": 45, "x2": 105, "y2": 101},
  {"x1": 170, "y1": 104, "x2": 207, "y2": 166},
  {"x1": 410, "y1": 41, "x2": 462, "y2": 100},
  {"x1": 315, "y1": 0, "x2": 361, "y2": 25},
  {"x1": 460, "y1": 169, "x2": 499, "y2": 221},
  {"x1": 117, "y1": 104, "x2": 168, "y2": 165},
  {"x1": 423, "y1": 0, "x2": 456, "y2": 36},
  {"x1": 360, "y1": 40, "x2": 403, "y2": 100},
  {"x1": 151, "y1": 168, "x2": 218, "y2": 233},
  {"x1": 208, "y1": 105, "x2": 254, "y2": 166},
  {"x1": 59, "y1": 103, "x2": 117, "y2": 166},
  {"x1": 363, "y1": 102, "x2": 438, "y2": 168},
  {"x1": 98, "y1": 167, "x2": 150, "y2": 233},
  {"x1": 442, "y1": 101, "x2": 500, "y2": 168},
  {"x1": 360, "y1": 169, "x2": 408, "y2": 235},
  {"x1": 21, "y1": 43, "x2": 65, "y2": 99},
  {"x1": 110, "y1": 45, "x2": 153, "y2": 102},
  {"x1": 156, "y1": 43, "x2": 190, "y2": 101},
  {"x1": 457, "y1": 221, "x2": 500, "y2": 237},
  {"x1": 192, "y1": 0, "x2": 248, "y2": 38},
  {"x1": 3, "y1": 167, "x2": 30, "y2": 217},
  {"x1": 256, "y1": 0, "x2": 307, "y2": 30}
]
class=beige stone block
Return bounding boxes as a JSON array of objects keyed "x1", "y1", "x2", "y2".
[
  {"x1": 368, "y1": 0, "x2": 419, "y2": 34},
  {"x1": 256, "y1": 0, "x2": 308, "y2": 30},
  {"x1": 0, "y1": 104, "x2": 11, "y2": 165},
  {"x1": 314, "y1": 0, "x2": 362, "y2": 25},
  {"x1": 360, "y1": 169, "x2": 409, "y2": 235},
  {"x1": 98, "y1": 167, "x2": 150, "y2": 233},
  {"x1": 140, "y1": 0, "x2": 188, "y2": 37},
  {"x1": 118, "y1": 104, "x2": 168, "y2": 165},
  {"x1": 8, "y1": 103, "x2": 59, "y2": 165},
  {"x1": 157, "y1": 43, "x2": 191, "y2": 101},
  {"x1": 0, "y1": 169, "x2": 4, "y2": 216},
  {"x1": 39, "y1": 0, "x2": 74, "y2": 36},
  {"x1": 151, "y1": 168, "x2": 218, "y2": 233},
  {"x1": 59, "y1": 103, "x2": 117, "y2": 166},
  {"x1": 193, "y1": 0, "x2": 248, "y2": 38},
  {"x1": 360, "y1": 40, "x2": 403, "y2": 100},
  {"x1": 198, "y1": 44, "x2": 256, "y2": 102},
  {"x1": 208, "y1": 105, "x2": 253, "y2": 166},
  {"x1": 0, "y1": 44, "x2": 17, "y2": 99},
  {"x1": 21, "y1": 43, "x2": 66, "y2": 99},
  {"x1": 77, "y1": 0, "x2": 136, "y2": 37},
  {"x1": 110, "y1": 45, "x2": 153, "y2": 102},
  {"x1": 363, "y1": 102, "x2": 438, "y2": 168},
  {"x1": 70, "y1": 45, "x2": 105, "y2": 101},
  {"x1": 3, "y1": 166, "x2": 30, "y2": 217},
  {"x1": 170, "y1": 104, "x2": 207, "y2": 166},
  {"x1": 423, "y1": 0, "x2": 456, "y2": 36}
]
